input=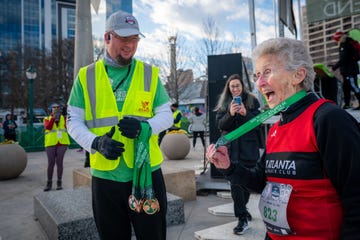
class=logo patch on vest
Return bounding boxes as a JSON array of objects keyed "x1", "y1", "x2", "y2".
[{"x1": 139, "y1": 101, "x2": 150, "y2": 113}]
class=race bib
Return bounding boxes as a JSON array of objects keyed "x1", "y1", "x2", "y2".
[{"x1": 258, "y1": 181, "x2": 293, "y2": 235}]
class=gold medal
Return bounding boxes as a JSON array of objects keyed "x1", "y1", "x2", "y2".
[
  {"x1": 142, "y1": 198, "x2": 160, "y2": 215},
  {"x1": 128, "y1": 195, "x2": 137, "y2": 211}
]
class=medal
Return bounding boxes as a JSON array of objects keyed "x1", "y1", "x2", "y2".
[{"x1": 143, "y1": 198, "x2": 160, "y2": 215}]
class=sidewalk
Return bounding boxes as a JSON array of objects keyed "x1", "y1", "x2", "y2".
[{"x1": 0, "y1": 141, "x2": 266, "y2": 240}]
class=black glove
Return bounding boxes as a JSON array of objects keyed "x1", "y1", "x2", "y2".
[
  {"x1": 91, "y1": 126, "x2": 124, "y2": 160},
  {"x1": 117, "y1": 117, "x2": 141, "y2": 139}
]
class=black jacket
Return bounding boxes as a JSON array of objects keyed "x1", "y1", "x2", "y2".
[
  {"x1": 219, "y1": 93, "x2": 360, "y2": 239},
  {"x1": 215, "y1": 92, "x2": 261, "y2": 167},
  {"x1": 333, "y1": 37, "x2": 359, "y2": 76}
]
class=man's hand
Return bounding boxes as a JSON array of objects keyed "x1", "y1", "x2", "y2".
[
  {"x1": 206, "y1": 144, "x2": 231, "y2": 169},
  {"x1": 91, "y1": 126, "x2": 124, "y2": 160},
  {"x1": 117, "y1": 117, "x2": 141, "y2": 139}
]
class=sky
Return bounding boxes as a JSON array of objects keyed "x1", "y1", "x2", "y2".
[{"x1": 91, "y1": 0, "x2": 306, "y2": 77}]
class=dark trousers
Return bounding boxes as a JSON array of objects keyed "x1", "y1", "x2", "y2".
[
  {"x1": 92, "y1": 168, "x2": 167, "y2": 240},
  {"x1": 192, "y1": 131, "x2": 205, "y2": 148},
  {"x1": 45, "y1": 145, "x2": 67, "y2": 181},
  {"x1": 230, "y1": 183, "x2": 250, "y2": 219},
  {"x1": 158, "y1": 130, "x2": 166, "y2": 145},
  {"x1": 343, "y1": 75, "x2": 360, "y2": 106},
  {"x1": 4, "y1": 132, "x2": 16, "y2": 141}
]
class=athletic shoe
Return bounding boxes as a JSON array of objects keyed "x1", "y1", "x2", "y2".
[
  {"x1": 353, "y1": 106, "x2": 360, "y2": 110},
  {"x1": 233, "y1": 218, "x2": 249, "y2": 235},
  {"x1": 343, "y1": 105, "x2": 351, "y2": 109}
]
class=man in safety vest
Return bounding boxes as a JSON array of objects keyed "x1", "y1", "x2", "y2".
[
  {"x1": 170, "y1": 103, "x2": 182, "y2": 129},
  {"x1": 158, "y1": 103, "x2": 183, "y2": 145},
  {"x1": 67, "y1": 10, "x2": 173, "y2": 240}
]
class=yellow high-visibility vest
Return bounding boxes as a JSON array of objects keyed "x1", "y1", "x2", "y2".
[
  {"x1": 78, "y1": 59, "x2": 163, "y2": 171},
  {"x1": 44, "y1": 115, "x2": 70, "y2": 147},
  {"x1": 173, "y1": 109, "x2": 182, "y2": 128}
]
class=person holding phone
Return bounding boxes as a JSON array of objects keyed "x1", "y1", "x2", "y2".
[
  {"x1": 43, "y1": 103, "x2": 70, "y2": 191},
  {"x1": 213, "y1": 73, "x2": 261, "y2": 235}
]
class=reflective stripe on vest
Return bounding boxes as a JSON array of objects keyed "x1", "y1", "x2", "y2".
[
  {"x1": 80, "y1": 59, "x2": 163, "y2": 170},
  {"x1": 173, "y1": 110, "x2": 182, "y2": 128}
]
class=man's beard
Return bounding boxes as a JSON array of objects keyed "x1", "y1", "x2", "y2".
[{"x1": 116, "y1": 55, "x2": 132, "y2": 66}]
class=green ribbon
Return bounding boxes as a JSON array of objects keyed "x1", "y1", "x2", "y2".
[
  {"x1": 215, "y1": 90, "x2": 307, "y2": 148},
  {"x1": 129, "y1": 122, "x2": 160, "y2": 214}
]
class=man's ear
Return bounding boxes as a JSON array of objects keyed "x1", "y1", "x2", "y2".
[{"x1": 104, "y1": 33, "x2": 111, "y2": 43}]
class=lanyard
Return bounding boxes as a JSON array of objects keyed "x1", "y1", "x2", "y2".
[
  {"x1": 106, "y1": 64, "x2": 131, "y2": 93},
  {"x1": 215, "y1": 90, "x2": 307, "y2": 148}
]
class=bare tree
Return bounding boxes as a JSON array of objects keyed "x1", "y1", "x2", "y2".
[
  {"x1": 195, "y1": 16, "x2": 240, "y2": 75},
  {"x1": 0, "y1": 38, "x2": 74, "y2": 116},
  {"x1": 145, "y1": 33, "x2": 193, "y2": 103},
  {"x1": 5, "y1": 50, "x2": 26, "y2": 111}
]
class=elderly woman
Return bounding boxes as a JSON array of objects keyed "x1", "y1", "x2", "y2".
[{"x1": 206, "y1": 38, "x2": 360, "y2": 240}]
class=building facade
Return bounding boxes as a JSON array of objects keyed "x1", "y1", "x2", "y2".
[
  {"x1": 302, "y1": 6, "x2": 360, "y2": 65},
  {"x1": 0, "y1": 0, "x2": 76, "y2": 53},
  {"x1": 106, "y1": 0, "x2": 132, "y2": 17}
]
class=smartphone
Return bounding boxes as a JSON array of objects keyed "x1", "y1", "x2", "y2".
[{"x1": 233, "y1": 96, "x2": 242, "y2": 105}]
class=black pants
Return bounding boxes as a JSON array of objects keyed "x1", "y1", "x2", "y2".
[
  {"x1": 192, "y1": 131, "x2": 205, "y2": 148},
  {"x1": 4, "y1": 132, "x2": 16, "y2": 141},
  {"x1": 158, "y1": 130, "x2": 166, "y2": 145},
  {"x1": 230, "y1": 183, "x2": 250, "y2": 219},
  {"x1": 343, "y1": 74, "x2": 360, "y2": 106},
  {"x1": 92, "y1": 169, "x2": 167, "y2": 240}
]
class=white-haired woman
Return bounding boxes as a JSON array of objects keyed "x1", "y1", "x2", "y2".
[{"x1": 207, "y1": 38, "x2": 360, "y2": 240}]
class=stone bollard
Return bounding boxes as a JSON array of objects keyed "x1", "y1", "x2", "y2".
[
  {"x1": 160, "y1": 131, "x2": 190, "y2": 160},
  {"x1": 0, "y1": 143, "x2": 27, "y2": 180}
]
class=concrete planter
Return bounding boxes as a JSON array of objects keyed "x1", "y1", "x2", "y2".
[
  {"x1": 160, "y1": 132, "x2": 190, "y2": 160},
  {"x1": 0, "y1": 143, "x2": 27, "y2": 180}
]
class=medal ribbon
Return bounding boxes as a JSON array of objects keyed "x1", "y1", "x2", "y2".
[
  {"x1": 128, "y1": 122, "x2": 160, "y2": 214},
  {"x1": 215, "y1": 90, "x2": 307, "y2": 148}
]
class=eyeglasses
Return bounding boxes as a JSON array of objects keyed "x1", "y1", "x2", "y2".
[
  {"x1": 229, "y1": 84, "x2": 241, "y2": 89},
  {"x1": 254, "y1": 68, "x2": 273, "y2": 82},
  {"x1": 52, "y1": 106, "x2": 59, "y2": 109},
  {"x1": 110, "y1": 32, "x2": 140, "y2": 43}
]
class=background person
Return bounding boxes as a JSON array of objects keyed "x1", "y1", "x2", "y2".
[
  {"x1": 3, "y1": 113, "x2": 17, "y2": 141},
  {"x1": 332, "y1": 31, "x2": 360, "y2": 109},
  {"x1": 213, "y1": 73, "x2": 261, "y2": 235},
  {"x1": 43, "y1": 103, "x2": 70, "y2": 191},
  {"x1": 207, "y1": 37, "x2": 360, "y2": 240},
  {"x1": 188, "y1": 107, "x2": 206, "y2": 149},
  {"x1": 170, "y1": 103, "x2": 182, "y2": 129},
  {"x1": 158, "y1": 103, "x2": 182, "y2": 145},
  {"x1": 66, "y1": 10, "x2": 172, "y2": 240}
]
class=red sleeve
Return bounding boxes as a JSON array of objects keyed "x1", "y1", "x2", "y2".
[{"x1": 44, "y1": 116, "x2": 55, "y2": 130}]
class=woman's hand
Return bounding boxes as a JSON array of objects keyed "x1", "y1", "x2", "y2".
[
  {"x1": 230, "y1": 100, "x2": 246, "y2": 116},
  {"x1": 206, "y1": 144, "x2": 231, "y2": 169},
  {"x1": 230, "y1": 100, "x2": 241, "y2": 116},
  {"x1": 238, "y1": 104, "x2": 246, "y2": 116}
]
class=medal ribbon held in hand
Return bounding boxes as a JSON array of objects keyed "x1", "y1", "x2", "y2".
[
  {"x1": 128, "y1": 122, "x2": 160, "y2": 215},
  {"x1": 215, "y1": 90, "x2": 307, "y2": 149}
]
